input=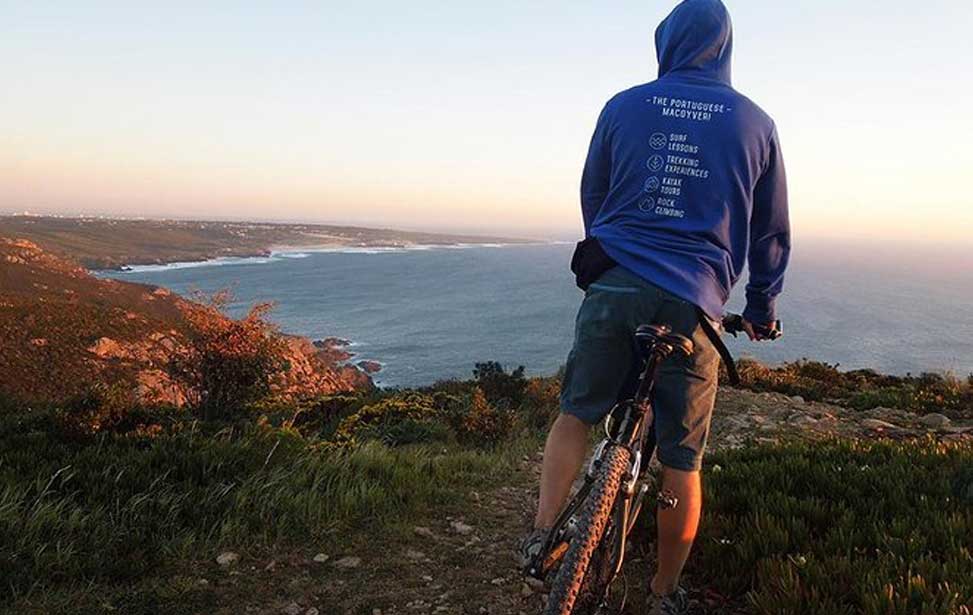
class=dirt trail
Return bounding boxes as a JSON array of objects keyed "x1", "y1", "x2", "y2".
[{"x1": 204, "y1": 388, "x2": 972, "y2": 615}]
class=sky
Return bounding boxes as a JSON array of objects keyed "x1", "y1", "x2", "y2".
[{"x1": 2, "y1": 1, "x2": 972, "y2": 243}]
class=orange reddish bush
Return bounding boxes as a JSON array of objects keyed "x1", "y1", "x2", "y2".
[
  {"x1": 448, "y1": 386, "x2": 519, "y2": 446},
  {"x1": 168, "y1": 292, "x2": 288, "y2": 420},
  {"x1": 522, "y1": 376, "x2": 561, "y2": 429}
]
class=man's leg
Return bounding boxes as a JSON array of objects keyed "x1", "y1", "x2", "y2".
[
  {"x1": 650, "y1": 467, "x2": 702, "y2": 596},
  {"x1": 648, "y1": 299, "x2": 720, "y2": 602},
  {"x1": 534, "y1": 413, "x2": 590, "y2": 529}
]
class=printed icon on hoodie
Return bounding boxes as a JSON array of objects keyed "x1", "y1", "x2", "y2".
[
  {"x1": 639, "y1": 197, "x2": 656, "y2": 212},
  {"x1": 650, "y1": 133, "x2": 668, "y2": 150},
  {"x1": 647, "y1": 155, "x2": 665, "y2": 173},
  {"x1": 644, "y1": 177, "x2": 660, "y2": 193}
]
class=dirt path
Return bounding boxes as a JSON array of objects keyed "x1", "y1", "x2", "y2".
[{"x1": 198, "y1": 389, "x2": 972, "y2": 615}]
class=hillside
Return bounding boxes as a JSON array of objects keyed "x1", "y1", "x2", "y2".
[
  {"x1": 0, "y1": 216, "x2": 531, "y2": 270},
  {"x1": 0, "y1": 237, "x2": 369, "y2": 404},
  {"x1": 1, "y1": 368, "x2": 971, "y2": 614}
]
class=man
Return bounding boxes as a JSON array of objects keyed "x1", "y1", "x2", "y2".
[{"x1": 522, "y1": 0, "x2": 790, "y2": 612}]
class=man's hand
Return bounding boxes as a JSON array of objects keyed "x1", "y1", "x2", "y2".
[{"x1": 742, "y1": 319, "x2": 779, "y2": 341}]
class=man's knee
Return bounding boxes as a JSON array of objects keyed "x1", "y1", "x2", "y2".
[
  {"x1": 660, "y1": 466, "x2": 702, "y2": 504},
  {"x1": 553, "y1": 412, "x2": 592, "y2": 434}
]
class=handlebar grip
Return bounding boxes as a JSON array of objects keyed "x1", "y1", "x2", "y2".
[{"x1": 721, "y1": 313, "x2": 783, "y2": 340}]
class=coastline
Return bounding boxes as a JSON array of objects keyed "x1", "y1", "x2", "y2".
[
  {"x1": 100, "y1": 241, "x2": 546, "y2": 274},
  {"x1": 1, "y1": 214, "x2": 540, "y2": 271},
  {"x1": 94, "y1": 242, "x2": 549, "y2": 384}
]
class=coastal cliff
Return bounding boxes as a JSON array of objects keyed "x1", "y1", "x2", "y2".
[{"x1": 0, "y1": 237, "x2": 370, "y2": 405}]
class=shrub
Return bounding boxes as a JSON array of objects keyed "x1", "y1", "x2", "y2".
[
  {"x1": 55, "y1": 381, "x2": 140, "y2": 438},
  {"x1": 634, "y1": 438, "x2": 973, "y2": 614},
  {"x1": 735, "y1": 359, "x2": 973, "y2": 418},
  {"x1": 331, "y1": 392, "x2": 458, "y2": 446},
  {"x1": 265, "y1": 394, "x2": 367, "y2": 440},
  {"x1": 426, "y1": 378, "x2": 474, "y2": 397},
  {"x1": 473, "y1": 361, "x2": 527, "y2": 408},
  {"x1": 521, "y1": 376, "x2": 561, "y2": 430},
  {"x1": 167, "y1": 294, "x2": 288, "y2": 421},
  {"x1": 362, "y1": 418, "x2": 453, "y2": 447},
  {"x1": 447, "y1": 387, "x2": 518, "y2": 446}
]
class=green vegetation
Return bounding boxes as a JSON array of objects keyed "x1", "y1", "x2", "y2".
[
  {"x1": 630, "y1": 438, "x2": 973, "y2": 614},
  {"x1": 0, "y1": 388, "x2": 539, "y2": 608},
  {"x1": 736, "y1": 358, "x2": 973, "y2": 418},
  {"x1": 4, "y1": 311, "x2": 972, "y2": 613},
  {"x1": 168, "y1": 294, "x2": 288, "y2": 420}
]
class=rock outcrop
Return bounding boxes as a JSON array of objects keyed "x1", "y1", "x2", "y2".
[
  {"x1": 710, "y1": 388, "x2": 973, "y2": 450},
  {"x1": 0, "y1": 237, "x2": 371, "y2": 406}
]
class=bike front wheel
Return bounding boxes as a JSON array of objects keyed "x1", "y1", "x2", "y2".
[{"x1": 544, "y1": 443, "x2": 632, "y2": 615}]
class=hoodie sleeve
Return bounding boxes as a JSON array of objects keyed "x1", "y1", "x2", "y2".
[
  {"x1": 580, "y1": 105, "x2": 613, "y2": 236},
  {"x1": 743, "y1": 126, "x2": 791, "y2": 324}
]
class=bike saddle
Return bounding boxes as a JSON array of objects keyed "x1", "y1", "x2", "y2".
[{"x1": 635, "y1": 324, "x2": 694, "y2": 357}]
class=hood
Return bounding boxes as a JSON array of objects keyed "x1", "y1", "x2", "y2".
[{"x1": 655, "y1": 0, "x2": 733, "y2": 85}]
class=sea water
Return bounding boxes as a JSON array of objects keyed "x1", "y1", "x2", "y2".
[{"x1": 102, "y1": 242, "x2": 973, "y2": 387}]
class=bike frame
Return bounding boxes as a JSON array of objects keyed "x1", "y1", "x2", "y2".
[
  {"x1": 530, "y1": 314, "x2": 779, "y2": 611},
  {"x1": 529, "y1": 340, "x2": 669, "y2": 588}
]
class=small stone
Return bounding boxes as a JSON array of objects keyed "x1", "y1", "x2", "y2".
[
  {"x1": 862, "y1": 418, "x2": 898, "y2": 430},
  {"x1": 525, "y1": 577, "x2": 546, "y2": 591},
  {"x1": 333, "y1": 556, "x2": 362, "y2": 569},
  {"x1": 306, "y1": 609, "x2": 319, "y2": 615},
  {"x1": 919, "y1": 413, "x2": 952, "y2": 429},
  {"x1": 521, "y1": 583, "x2": 534, "y2": 597},
  {"x1": 414, "y1": 526, "x2": 437, "y2": 539},
  {"x1": 943, "y1": 426, "x2": 973, "y2": 435},
  {"x1": 422, "y1": 575, "x2": 434, "y2": 582},
  {"x1": 450, "y1": 520, "x2": 474, "y2": 535},
  {"x1": 405, "y1": 548, "x2": 426, "y2": 561},
  {"x1": 790, "y1": 414, "x2": 818, "y2": 427},
  {"x1": 216, "y1": 552, "x2": 239, "y2": 567},
  {"x1": 312, "y1": 553, "x2": 329, "y2": 563},
  {"x1": 264, "y1": 561, "x2": 277, "y2": 572},
  {"x1": 791, "y1": 396, "x2": 805, "y2": 404},
  {"x1": 282, "y1": 602, "x2": 302, "y2": 615},
  {"x1": 372, "y1": 610, "x2": 384, "y2": 615},
  {"x1": 490, "y1": 577, "x2": 505, "y2": 586}
]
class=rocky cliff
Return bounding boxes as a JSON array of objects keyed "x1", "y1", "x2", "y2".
[{"x1": 0, "y1": 237, "x2": 370, "y2": 405}]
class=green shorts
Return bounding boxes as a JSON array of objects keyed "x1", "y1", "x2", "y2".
[{"x1": 559, "y1": 267, "x2": 720, "y2": 472}]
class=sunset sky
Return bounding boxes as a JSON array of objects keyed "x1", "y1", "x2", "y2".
[{"x1": 2, "y1": 1, "x2": 971, "y2": 243}]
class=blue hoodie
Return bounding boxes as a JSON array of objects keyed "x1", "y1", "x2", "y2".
[{"x1": 582, "y1": 0, "x2": 790, "y2": 323}]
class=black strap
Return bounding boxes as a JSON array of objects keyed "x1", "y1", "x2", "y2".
[
  {"x1": 698, "y1": 310, "x2": 740, "y2": 387},
  {"x1": 570, "y1": 238, "x2": 617, "y2": 291}
]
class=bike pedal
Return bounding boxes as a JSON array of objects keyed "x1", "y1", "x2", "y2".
[
  {"x1": 542, "y1": 541, "x2": 569, "y2": 573},
  {"x1": 657, "y1": 489, "x2": 679, "y2": 510}
]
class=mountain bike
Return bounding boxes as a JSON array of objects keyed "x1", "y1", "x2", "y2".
[{"x1": 525, "y1": 314, "x2": 780, "y2": 615}]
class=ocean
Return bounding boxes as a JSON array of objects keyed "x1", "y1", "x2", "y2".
[{"x1": 101, "y1": 242, "x2": 973, "y2": 387}]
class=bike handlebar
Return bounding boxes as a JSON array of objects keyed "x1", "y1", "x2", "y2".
[{"x1": 722, "y1": 313, "x2": 783, "y2": 341}]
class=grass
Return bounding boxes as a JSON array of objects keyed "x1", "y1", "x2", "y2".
[
  {"x1": 0, "y1": 401, "x2": 535, "y2": 608},
  {"x1": 679, "y1": 438, "x2": 973, "y2": 614},
  {"x1": 4, "y1": 361, "x2": 973, "y2": 614}
]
